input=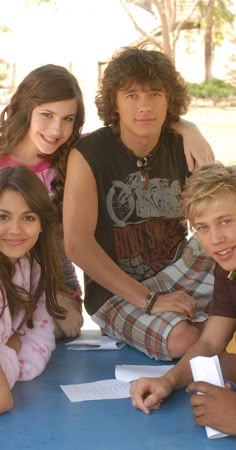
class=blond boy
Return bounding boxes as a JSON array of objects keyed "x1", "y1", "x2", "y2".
[{"x1": 131, "y1": 161, "x2": 236, "y2": 436}]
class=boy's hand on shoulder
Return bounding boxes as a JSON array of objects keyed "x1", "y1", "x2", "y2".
[
  {"x1": 130, "y1": 376, "x2": 172, "y2": 414},
  {"x1": 171, "y1": 119, "x2": 215, "y2": 172},
  {"x1": 187, "y1": 381, "x2": 236, "y2": 435}
]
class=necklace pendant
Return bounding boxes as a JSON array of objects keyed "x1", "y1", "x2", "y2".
[
  {"x1": 137, "y1": 159, "x2": 143, "y2": 168},
  {"x1": 137, "y1": 157, "x2": 148, "y2": 168}
]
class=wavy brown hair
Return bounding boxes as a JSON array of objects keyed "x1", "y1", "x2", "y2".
[
  {"x1": 95, "y1": 45, "x2": 190, "y2": 134},
  {"x1": 0, "y1": 64, "x2": 85, "y2": 220},
  {"x1": 0, "y1": 166, "x2": 68, "y2": 329}
]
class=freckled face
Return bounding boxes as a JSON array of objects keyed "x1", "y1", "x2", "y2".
[{"x1": 0, "y1": 189, "x2": 42, "y2": 263}]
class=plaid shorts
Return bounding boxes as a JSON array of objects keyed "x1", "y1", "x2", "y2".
[{"x1": 91, "y1": 237, "x2": 215, "y2": 361}]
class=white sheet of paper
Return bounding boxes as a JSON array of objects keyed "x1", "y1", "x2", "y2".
[
  {"x1": 190, "y1": 355, "x2": 228, "y2": 439},
  {"x1": 66, "y1": 335, "x2": 126, "y2": 350},
  {"x1": 115, "y1": 364, "x2": 174, "y2": 382},
  {"x1": 60, "y1": 379, "x2": 130, "y2": 402}
]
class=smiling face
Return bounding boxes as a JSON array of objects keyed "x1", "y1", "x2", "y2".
[
  {"x1": 193, "y1": 193, "x2": 236, "y2": 272},
  {"x1": 116, "y1": 83, "x2": 168, "y2": 154},
  {"x1": 0, "y1": 189, "x2": 42, "y2": 263},
  {"x1": 21, "y1": 98, "x2": 77, "y2": 158}
]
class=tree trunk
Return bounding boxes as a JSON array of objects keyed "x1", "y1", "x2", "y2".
[
  {"x1": 205, "y1": 0, "x2": 215, "y2": 80},
  {"x1": 155, "y1": 0, "x2": 173, "y2": 57}
]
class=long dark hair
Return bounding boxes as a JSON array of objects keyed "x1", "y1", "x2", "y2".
[
  {"x1": 0, "y1": 64, "x2": 85, "y2": 220},
  {"x1": 0, "y1": 166, "x2": 67, "y2": 329}
]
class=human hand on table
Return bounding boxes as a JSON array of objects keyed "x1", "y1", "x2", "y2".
[{"x1": 130, "y1": 376, "x2": 173, "y2": 414}]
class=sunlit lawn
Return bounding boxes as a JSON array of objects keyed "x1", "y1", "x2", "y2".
[{"x1": 186, "y1": 107, "x2": 235, "y2": 164}]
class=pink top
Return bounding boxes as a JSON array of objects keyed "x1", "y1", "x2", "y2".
[
  {"x1": 0, "y1": 156, "x2": 56, "y2": 197},
  {"x1": 0, "y1": 256, "x2": 55, "y2": 389}
]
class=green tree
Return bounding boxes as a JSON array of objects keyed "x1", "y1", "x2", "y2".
[
  {"x1": 199, "y1": 0, "x2": 234, "y2": 80},
  {"x1": 120, "y1": 0, "x2": 235, "y2": 79},
  {"x1": 120, "y1": 0, "x2": 200, "y2": 58}
]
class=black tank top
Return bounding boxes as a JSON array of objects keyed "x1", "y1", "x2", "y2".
[{"x1": 77, "y1": 127, "x2": 189, "y2": 314}]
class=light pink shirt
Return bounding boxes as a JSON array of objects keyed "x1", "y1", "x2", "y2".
[
  {"x1": 0, "y1": 256, "x2": 55, "y2": 388},
  {"x1": 0, "y1": 156, "x2": 56, "y2": 197}
]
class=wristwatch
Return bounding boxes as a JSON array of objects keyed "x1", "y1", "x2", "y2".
[{"x1": 142, "y1": 291, "x2": 159, "y2": 314}]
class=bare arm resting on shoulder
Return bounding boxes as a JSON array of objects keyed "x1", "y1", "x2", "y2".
[
  {"x1": 171, "y1": 119, "x2": 215, "y2": 172},
  {"x1": 130, "y1": 316, "x2": 236, "y2": 414}
]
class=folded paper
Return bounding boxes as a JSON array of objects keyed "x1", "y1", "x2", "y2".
[{"x1": 190, "y1": 355, "x2": 228, "y2": 439}]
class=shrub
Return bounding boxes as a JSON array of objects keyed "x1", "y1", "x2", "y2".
[{"x1": 188, "y1": 78, "x2": 236, "y2": 104}]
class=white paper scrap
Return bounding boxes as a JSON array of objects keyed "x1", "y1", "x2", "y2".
[
  {"x1": 115, "y1": 364, "x2": 174, "y2": 382},
  {"x1": 66, "y1": 334, "x2": 126, "y2": 350},
  {"x1": 190, "y1": 355, "x2": 227, "y2": 439},
  {"x1": 60, "y1": 379, "x2": 130, "y2": 402}
]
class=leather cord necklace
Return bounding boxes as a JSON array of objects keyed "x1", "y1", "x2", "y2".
[{"x1": 121, "y1": 141, "x2": 160, "y2": 189}]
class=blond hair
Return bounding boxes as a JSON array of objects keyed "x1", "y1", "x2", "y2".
[{"x1": 181, "y1": 161, "x2": 236, "y2": 229}]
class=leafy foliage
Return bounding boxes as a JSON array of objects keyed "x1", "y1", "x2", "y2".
[
  {"x1": 188, "y1": 78, "x2": 236, "y2": 101},
  {"x1": 199, "y1": 0, "x2": 235, "y2": 44}
]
